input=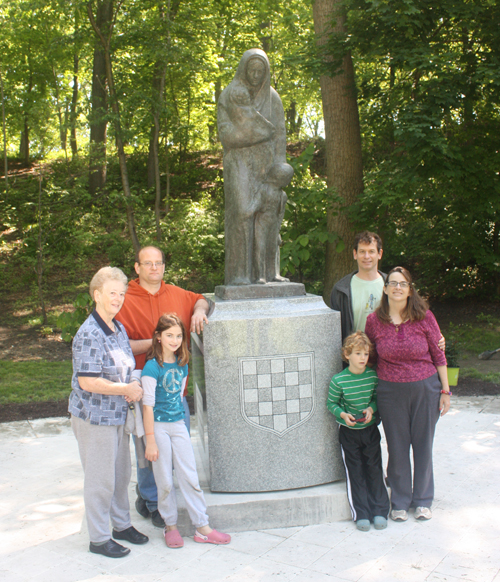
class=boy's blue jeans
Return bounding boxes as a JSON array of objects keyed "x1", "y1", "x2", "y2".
[{"x1": 136, "y1": 396, "x2": 191, "y2": 511}]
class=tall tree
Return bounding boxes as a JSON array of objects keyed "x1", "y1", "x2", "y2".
[
  {"x1": 88, "y1": 0, "x2": 141, "y2": 253},
  {"x1": 312, "y1": 0, "x2": 364, "y2": 302},
  {"x1": 0, "y1": 63, "x2": 7, "y2": 192},
  {"x1": 69, "y1": 5, "x2": 82, "y2": 159},
  {"x1": 88, "y1": 0, "x2": 111, "y2": 195},
  {"x1": 348, "y1": 0, "x2": 500, "y2": 297}
]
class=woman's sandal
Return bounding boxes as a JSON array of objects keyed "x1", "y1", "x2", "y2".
[
  {"x1": 164, "y1": 528, "x2": 184, "y2": 548},
  {"x1": 194, "y1": 529, "x2": 231, "y2": 545}
]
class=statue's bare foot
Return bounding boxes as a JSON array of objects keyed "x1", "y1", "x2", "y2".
[
  {"x1": 255, "y1": 278, "x2": 266, "y2": 285},
  {"x1": 272, "y1": 275, "x2": 289, "y2": 283}
]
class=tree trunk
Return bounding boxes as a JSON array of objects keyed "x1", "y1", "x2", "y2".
[
  {"x1": 147, "y1": 0, "x2": 181, "y2": 188},
  {"x1": 88, "y1": 0, "x2": 141, "y2": 254},
  {"x1": 37, "y1": 172, "x2": 48, "y2": 325},
  {"x1": 53, "y1": 68, "x2": 68, "y2": 159},
  {"x1": 0, "y1": 63, "x2": 7, "y2": 193},
  {"x1": 147, "y1": 63, "x2": 167, "y2": 191},
  {"x1": 494, "y1": 221, "x2": 500, "y2": 296},
  {"x1": 70, "y1": 54, "x2": 79, "y2": 158},
  {"x1": 287, "y1": 101, "x2": 300, "y2": 135},
  {"x1": 89, "y1": 0, "x2": 112, "y2": 195},
  {"x1": 20, "y1": 116, "x2": 29, "y2": 165},
  {"x1": 260, "y1": 21, "x2": 272, "y2": 53},
  {"x1": 312, "y1": 0, "x2": 364, "y2": 304},
  {"x1": 147, "y1": 126, "x2": 156, "y2": 189},
  {"x1": 153, "y1": 70, "x2": 166, "y2": 243},
  {"x1": 19, "y1": 64, "x2": 33, "y2": 166},
  {"x1": 165, "y1": 138, "x2": 170, "y2": 214}
]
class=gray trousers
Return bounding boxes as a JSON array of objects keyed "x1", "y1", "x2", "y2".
[
  {"x1": 71, "y1": 415, "x2": 132, "y2": 543},
  {"x1": 152, "y1": 420, "x2": 209, "y2": 528},
  {"x1": 377, "y1": 373, "x2": 441, "y2": 511}
]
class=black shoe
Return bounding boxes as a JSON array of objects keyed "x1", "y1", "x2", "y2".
[
  {"x1": 151, "y1": 509, "x2": 165, "y2": 528},
  {"x1": 112, "y1": 526, "x2": 149, "y2": 545},
  {"x1": 89, "y1": 539, "x2": 131, "y2": 558},
  {"x1": 135, "y1": 494, "x2": 150, "y2": 519}
]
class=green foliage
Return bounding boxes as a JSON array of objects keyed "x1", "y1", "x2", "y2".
[
  {"x1": 280, "y1": 143, "x2": 337, "y2": 294},
  {"x1": 1, "y1": 0, "x2": 500, "y2": 303},
  {"x1": 344, "y1": 0, "x2": 500, "y2": 298},
  {"x1": 0, "y1": 360, "x2": 72, "y2": 404},
  {"x1": 444, "y1": 313, "x2": 500, "y2": 357},
  {"x1": 461, "y1": 368, "x2": 500, "y2": 385},
  {"x1": 158, "y1": 191, "x2": 225, "y2": 293},
  {"x1": 445, "y1": 342, "x2": 460, "y2": 369},
  {"x1": 58, "y1": 292, "x2": 93, "y2": 342},
  {"x1": 0, "y1": 145, "x2": 227, "y2": 303}
]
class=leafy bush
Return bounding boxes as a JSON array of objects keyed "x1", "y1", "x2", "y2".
[
  {"x1": 58, "y1": 293, "x2": 93, "y2": 342},
  {"x1": 280, "y1": 143, "x2": 336, "y2": 294}
]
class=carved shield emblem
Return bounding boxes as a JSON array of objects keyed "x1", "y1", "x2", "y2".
[{"x1": 239, "y1": 353, "x2": 315, "y2": 436}]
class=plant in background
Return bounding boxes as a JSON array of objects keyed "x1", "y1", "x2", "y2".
[
  {"x1": 445, "y1": 341, "x2": 460, "y2": 369},
  {"x1": 280, "y1": 142, "x2": 342, "y2": 295},
  {"x1": 58, "y1": 293, "x2": 93, "y2": 342}
]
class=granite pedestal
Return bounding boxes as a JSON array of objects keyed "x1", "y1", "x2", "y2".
[{"x1": 196, "y1": 293, "x2": 344, "y2": 493}]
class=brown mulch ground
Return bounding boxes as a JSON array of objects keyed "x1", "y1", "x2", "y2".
[{"x1": 0, "y1": 396, "x2": 196, "y2": 424}]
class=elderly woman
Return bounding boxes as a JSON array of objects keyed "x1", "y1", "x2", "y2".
[
  {"x1": 365, "y1": 267, "x2": 451, "y2": 522},
  {"x1": 69, "y1": 267, "x2": 147, "y2": 558}
]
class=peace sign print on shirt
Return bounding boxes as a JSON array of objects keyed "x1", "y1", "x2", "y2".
[{"x1": 161, "y1": 367, "x2": 183, "y2": 395}]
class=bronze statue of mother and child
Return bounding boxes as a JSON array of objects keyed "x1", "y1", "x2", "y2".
[{"x1": 217, "y1": 49, "x2": 294, "y2": 287}]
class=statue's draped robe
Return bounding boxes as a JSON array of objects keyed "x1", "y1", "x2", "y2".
[{"x1": 218, "y1": 49, "x2": 289, "y2": 285}]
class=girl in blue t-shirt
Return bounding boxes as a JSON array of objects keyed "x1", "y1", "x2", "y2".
[{"x1": 142, "y1": 313, "x2": 230, "y2": 548}]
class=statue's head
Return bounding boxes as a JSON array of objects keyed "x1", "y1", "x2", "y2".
[
  {"x1": 231, "y1": 85, "x2": 251, "y2": 106},
  {"x1": 267, "y1": 163, "x2": 294, "y2": 189},
  {"x1": 246, "y1": 56, "x2": 267, "y2": 88}
]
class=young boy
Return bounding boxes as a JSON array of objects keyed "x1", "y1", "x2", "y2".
[{"x1": 327, "y1": 331, "x2": 390, "y2": 531}]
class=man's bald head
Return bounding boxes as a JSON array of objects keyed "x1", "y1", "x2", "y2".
[{"x1": 135, "y1": 246, "x2": 165, "y2": 264}]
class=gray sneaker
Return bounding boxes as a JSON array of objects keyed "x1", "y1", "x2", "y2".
[
  {"x1": 415, "y1": 506, "x2": 432, "y2": 520},
  {"x1": 390, "y1": 509, "x2": 408, "y2": 522}
]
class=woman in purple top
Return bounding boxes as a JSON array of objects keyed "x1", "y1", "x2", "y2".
[{"x1": 365, "y1": 267, "x2": 451, "y2": 523}]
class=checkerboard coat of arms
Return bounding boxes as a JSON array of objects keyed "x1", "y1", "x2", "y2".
[{"x1": 239, "y1": 353, "x2": 315, "y2": 436}]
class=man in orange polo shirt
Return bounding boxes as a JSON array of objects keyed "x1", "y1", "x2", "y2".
[{"x1": 116, "y1": 246, "x2": 209, "y2": 528}]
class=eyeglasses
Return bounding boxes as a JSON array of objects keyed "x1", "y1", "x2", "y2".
[
  {"x1": 387, "y1": 281, "x2": 410, "y2": 288},
  {"x1": 139, "y1": 261, "x2": 164, "y2": 268}
]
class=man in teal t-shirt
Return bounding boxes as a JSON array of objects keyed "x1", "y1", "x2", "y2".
[{"x1": 330, "y1": 231, "x2": 385, "y2": 342}]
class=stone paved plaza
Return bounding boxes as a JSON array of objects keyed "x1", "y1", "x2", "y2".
[{"x1": 1, "y1": 395, "x2": 499, "y2": 582}]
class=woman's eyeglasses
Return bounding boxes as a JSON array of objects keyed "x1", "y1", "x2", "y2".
[{"x1": 386, "y1": 281, "x2": 409, "y2": 288}]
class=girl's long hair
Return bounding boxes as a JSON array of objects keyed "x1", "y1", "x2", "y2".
[
  {"x1": 146, "y1": 313, "x2": 190, "y2": 367},
  {"x1": 375, "y1": 266, "x2": 428, "y2": 324}
]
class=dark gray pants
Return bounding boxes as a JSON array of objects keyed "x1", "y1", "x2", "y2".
[
  {"x1": 377, "y1": 373, "x2": 441, "y2": 511},
  {"x1": 71, "y1": 415, "x2": 132, "y2": 543}
]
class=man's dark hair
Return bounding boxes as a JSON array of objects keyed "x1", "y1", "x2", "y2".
[
  {"x1": 135, "y1": 246, "x2": 165, "y2": 264},
  {"x1": 353, "y1": 231, "x2": 383, "y2": 252}
]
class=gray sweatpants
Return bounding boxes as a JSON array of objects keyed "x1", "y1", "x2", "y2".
[
  {"x1": 152, "y1": 420, "x2": 209, "y2": 528},
  {"x1": 377, "y1": 373, "x2": 441, "y2": 511},
  {"x1": 71, "y1": 415, "x2": 132, "y2": 543}
]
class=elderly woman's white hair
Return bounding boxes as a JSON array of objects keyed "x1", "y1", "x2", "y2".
[{"x1": 89, "y1": 266, "x2": 128, "y2": 300}]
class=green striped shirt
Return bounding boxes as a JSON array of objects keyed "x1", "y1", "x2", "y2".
[{"x1": 327, "y1": 367, "x2": 378, "y2": 429}]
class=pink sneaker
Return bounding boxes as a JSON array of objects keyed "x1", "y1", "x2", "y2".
[
  {"x1": 164, "y1": 528, "x2": 184, "y2": 548},
  {"x1": 194, "y1": 529, "x2": 231, "y2": 545}
]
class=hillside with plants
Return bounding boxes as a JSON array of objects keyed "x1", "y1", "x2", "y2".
[{"x1": 0, "y1": 0, "x2": 499, "y2": 417}]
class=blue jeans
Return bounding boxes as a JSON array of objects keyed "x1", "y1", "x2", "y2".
[{"x1": 136, "y1": 396, "x2": 191, "y2": 511}]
